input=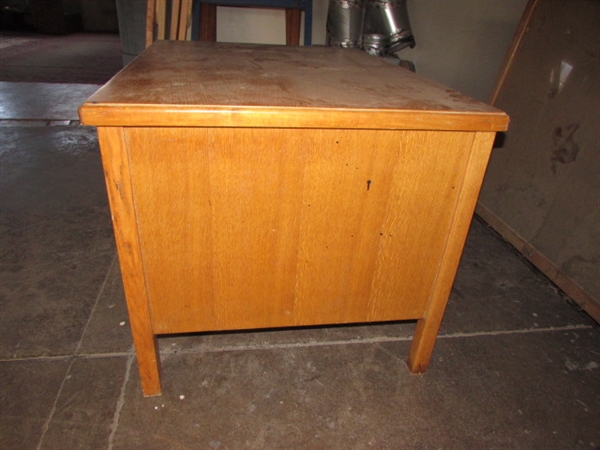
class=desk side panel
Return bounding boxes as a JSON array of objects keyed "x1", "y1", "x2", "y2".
[{"x1": 125, "y1": 127, "x2": 474, "y2": 334}]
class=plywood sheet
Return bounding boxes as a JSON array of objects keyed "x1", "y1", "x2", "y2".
[
  {"x1": 125, "y1": 127, "x2": 474, "y2": 333},
  {"x1": 480, "y1": 0, "x2": 600, "y2": 318}
]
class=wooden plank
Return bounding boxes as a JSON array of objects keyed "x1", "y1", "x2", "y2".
[
  {"x1": 285, "y1": 9, "x2": 301, "y2": 46},
  {"x1": 125, "y1": 127, "x2": 477, "y2": 334},
  {"x1": 79, "y1": 42, "x2": 508, "y2": 131},
  {"x1": 80, "y1": 105, "x2": 507, "y2": 132},
  {"x1": 479, "y1": 0, "x2": 600, "y2": 321},
  {"x1": 97, "y1": 127, "x2": 162, "y2": 396},
  {"x1": 145, "y1": 0, "x2": 156, "y2": 48},
  {"x1": 199, "y1": 3, "x2": 217, "y2": 41},
  {"x1": 408, "y1": 132, "x2": 495, "y2": 373},
  {"x1": 178, "y1": 0, "x2": 192, "y2": 40},
  {"x1": 488, "y1": 0, "x2": 540, "y2": 105},
  {"x1": 169, "y1": 0, "x2": 181, "y2": 40},
  {"x1": 156, "y1": 0, "x2": 167, "y2": 40}
]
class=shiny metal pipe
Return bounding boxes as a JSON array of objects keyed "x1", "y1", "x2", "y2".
[
  {"x1": 363, "y1": 0, "x2": 415, "y2": 53},
  {"x1": 326, "y1": 0, "x2": 366, "y2": 48}
]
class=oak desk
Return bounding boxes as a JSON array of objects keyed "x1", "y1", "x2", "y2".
[{"x1": 79, "y1": 41, "x2": 508, "y2": 396}]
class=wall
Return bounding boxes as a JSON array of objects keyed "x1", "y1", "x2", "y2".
[
  {"x1": 407, "y1": 0, "x2": 527, "y2": 101},
  {"x1": 217, "y1": 0, "x2": 528, "y2": 101}
]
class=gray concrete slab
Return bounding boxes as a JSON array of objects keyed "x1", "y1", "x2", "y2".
[
  {"x1": 0, "y1": 82, "x2": 100, "y2": 121},
  {"x1": 0, "y1": 360, "x2": 71, "y2": 449},
  {"x1": 441, "y1": 217, "x2": 595, "y2": 334},
  {"x1": 39, "y1": 357, "x2": 128, "y2": 450},
  {"x1": 0, "y1": 127, "x2": 114, "y2": 358},
  {"x1": 110, "y1": 330, "x2": 600, "y2": 450},
  {"x1": 77, "y1": 260, "x2": 133, "y2": 356}
]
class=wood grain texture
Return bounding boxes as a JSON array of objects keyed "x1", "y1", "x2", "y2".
[
  {"x1": 199, "y1": 3, "x2": 217, "y2": 41},
  {"x1": 96, "y1": 128, "x2": 162, "y2": 396},
  {"x1": 285, "y1": 9, "x2": 301, "y2": 46},
  {"x1": 169, "y1": 0, "x2": 181, "y2": 40},
  {"x1": 145, "y1": 0, "x2": 156, "y2": 48},
  {"x1": 79, "y1": 41, "x2": 508, "y2": 131},
  {"x1": 146, "y1": 0, "x2": 193, "y2": 45},
  {"x1": 124, "y1": 127, "x2": 478, "y2": 334},
  {"x1": 407, "y1": 132, "x2": 496, "y2": 373},
  {"x1": 178, "y1": 0, "x2": 193, "y2": 41},
  {"x1": 81, "y1": 42, "x2": 507, "y2": 393},
  {"x1": 155, "y1": 0, "x2": 167, "y2": 42}
]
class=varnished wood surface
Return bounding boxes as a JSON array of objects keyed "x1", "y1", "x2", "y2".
[
  {"x1": 80, "y1": 41, "x2": 508, "y2": 131},
  {"x1": 407, "y1": 132, "x2": 495, "y2": 373},
  {"x1": 125, "y1": 127, "x2": 477, "y2": 334},
  {"x1": 97, "y1": 127, "x2": 162, "y2": 396},
  {"x1": 81, "y1": 42, "x2": 507, "y2": 394}
]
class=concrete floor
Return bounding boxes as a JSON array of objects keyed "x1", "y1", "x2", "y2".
[{"x1": 1, "y1": 33, "x2": 599, "y2": 450}]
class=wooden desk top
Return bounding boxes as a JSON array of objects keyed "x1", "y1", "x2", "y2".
[{"x1": 79, "y1": 41, "x2": 508, "y2": 131}]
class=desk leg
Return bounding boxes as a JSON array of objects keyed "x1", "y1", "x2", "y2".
[
  {"x1": 285, "y1": 9, "x2": 301, "y2": 46},
  {"x1": 199, "y1": 3, "x2": 217, "y2": 41},
  {"x1": 407, "y1": 131, "x2": 496, "y2": 373},
  {"x1": 407, "y1": 318, "x2": 443, "y2": 373},
  {"x1": 97, "y1": 127, "x2": 162, "y2": 396}
]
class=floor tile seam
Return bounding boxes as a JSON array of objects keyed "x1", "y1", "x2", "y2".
[
  {"x1": 1, "y1": 325, "x2": 592, "y2": 363},
  {"x1": 35, "y1": 358, "x2": 75, "y2": 450},
  {"x1": 107, "y1": 353, "x2": 134, "y2": 450},
  {"x1": 73, "y1": 255, "x2": 117, "y2": 355},
  {"x1": 0, "y1": 351, "x2": 133, "y2": 363},
  {"x1": 158, "y1": 324, "x2": 594, "y2": 356},
  {"x1": 0, "y1": 118, "x2": 81, "y2": 126},
  {"x1": 437, "y1": 324, "x2": 594, "y2": 339}
]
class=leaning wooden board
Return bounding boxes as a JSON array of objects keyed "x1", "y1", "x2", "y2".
[{"x1": 79, "y1": 41, "x2": 508, "y2": 396}]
